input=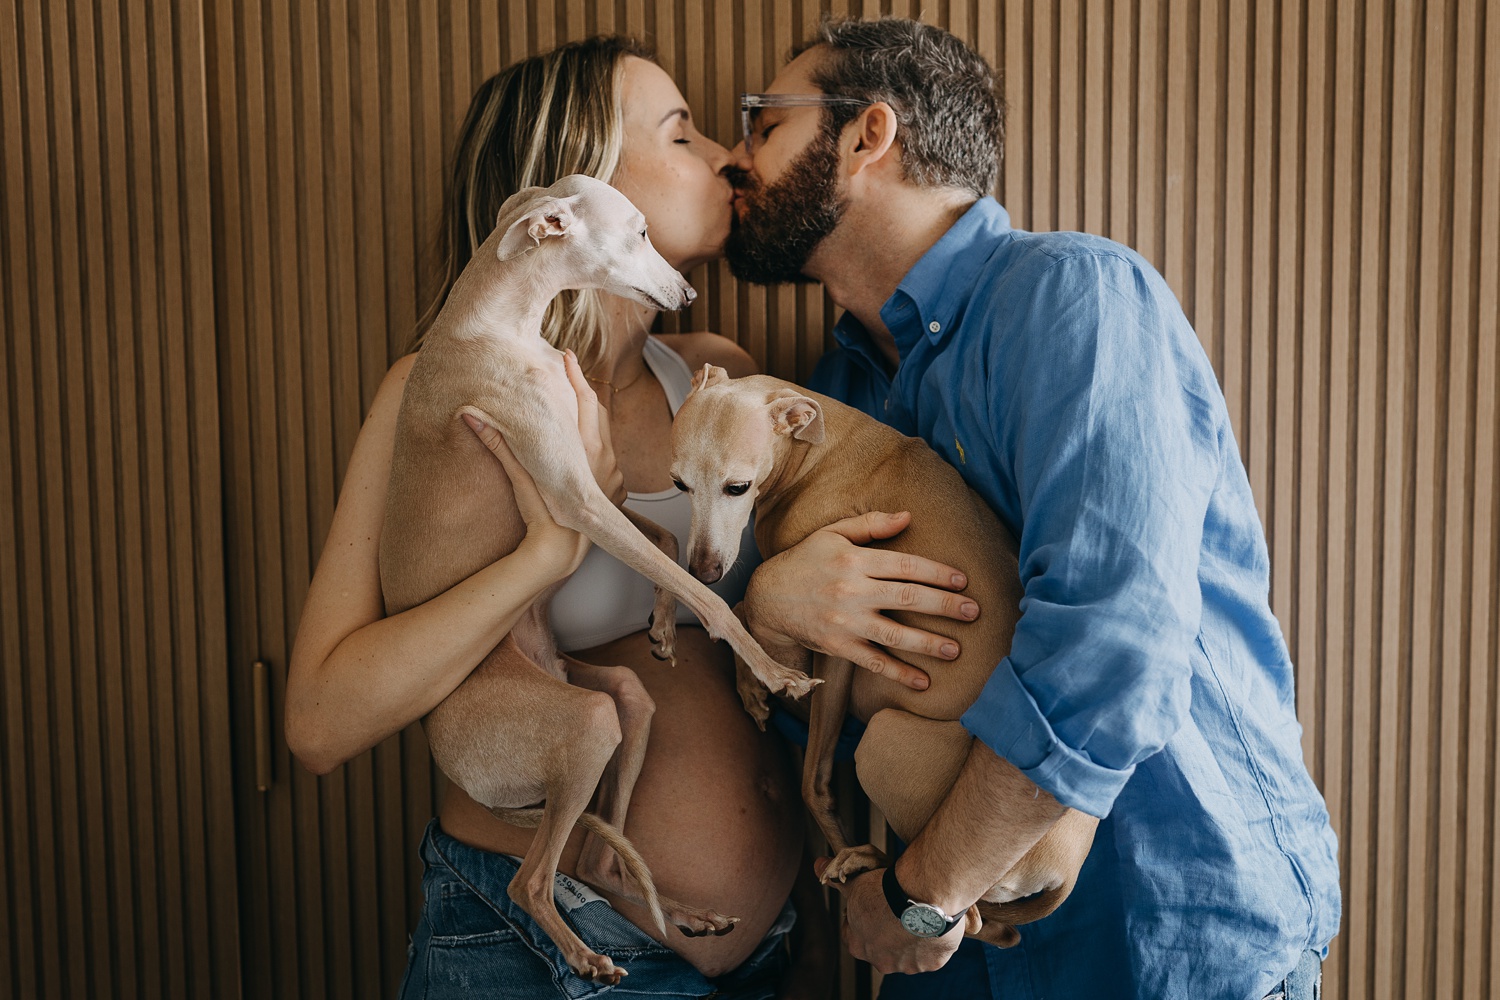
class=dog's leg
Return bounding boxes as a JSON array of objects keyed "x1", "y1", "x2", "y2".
[
  {"x1": 619, "y1": 508, "x2": 679, "y2": 665},
  {"x1": 502, "y1": 712, "x2": 634, "y2": 983},
  {"x1": 732, "y1": 650, "x2": 773, "y2": 730},
  {"x1": 472, "y1": 400, "x2": 819, "y2": 701},
  {"x1": 726, "y1": 602, "x2": 798, "y2": 728},
  {"x1": 848, "y1": 709, "x2": 1096, "y2": 944},
  {"x1": 572, "y1": 494, "x2": 816, "y2": 698},
  {"x1": 564, "y1": 655, "x2": 740, "y2": 938},
  {"x1": 820, "y1": 708, "x2": 972, "y2": 890},
  {"x1": 563, "y1": 657, "x2": 654, "y2": 894},
  {"x1": 803, "y1": 653, "x2": 858, "y2": 879},
  {"x1": 425, "y1": 636, "x2": 642, "y2": 983},
  {"x1": 974, "y1": 807, "x2": 1098, "y2": 927}
]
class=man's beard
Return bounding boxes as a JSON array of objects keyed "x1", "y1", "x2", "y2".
[{"x1": 725, "y1": 131, "x2": 846, "y2": 285}]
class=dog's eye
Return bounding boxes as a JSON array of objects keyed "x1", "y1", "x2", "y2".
[
  {"x1": 724, "y1": 482, "x2": 750, "y2": 497},
  {"x1": 672, "y1": 478, "x2": 688, "y2": 492}
]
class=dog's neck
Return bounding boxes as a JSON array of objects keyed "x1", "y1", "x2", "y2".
[
  {"x1": 754, "y1": 399, "x2": 867, "y2": 519},
  {"x1": 436, "y1": 241, "x2": 574, "y2": 344}
]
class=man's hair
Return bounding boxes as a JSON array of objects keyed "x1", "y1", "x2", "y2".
[{"x1": 793, "y1": 17, "x2": 1004, "y2": 198}]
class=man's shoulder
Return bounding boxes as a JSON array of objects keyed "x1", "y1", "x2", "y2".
[
  {"x1": 997, "y1": 228, "x2": 1153, "y2": 279},
  {"x1": 961, "y1": 229, "x2": 1171, "y2": 331}
]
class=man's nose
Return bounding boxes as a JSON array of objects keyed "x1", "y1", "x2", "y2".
[{"x1": 724, "y1": 141, "x2": 753, "y2": 173}]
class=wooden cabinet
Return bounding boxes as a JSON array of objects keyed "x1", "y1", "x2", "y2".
[{"x1": 4, "y1": 3, "x2": 1497, "y2": 999}]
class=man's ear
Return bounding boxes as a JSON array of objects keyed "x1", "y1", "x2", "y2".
[
  {"x1": 845, "y1": 101, "x2": 900, "y2": 179},
  {"x1": 690, "y1": 363, "x2": 732, "y2": 393},
  {"x1": 767, "y1": 389, "x2": 824, "y2": 443},
  {"x1": 497, "y1": 195, "x2": 581, "y2": 260}
]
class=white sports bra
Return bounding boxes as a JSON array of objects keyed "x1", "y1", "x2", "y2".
[{"x1": 550, "y1": 337, "x2": 760, "y2": 653}]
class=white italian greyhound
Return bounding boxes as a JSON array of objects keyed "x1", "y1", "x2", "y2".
[{"x1": 379, "y1": 176, "x2": 816, "y2": 984}]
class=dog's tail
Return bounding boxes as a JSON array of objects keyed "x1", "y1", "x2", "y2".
[{"x1": 488, "y1": 807, "x2": 666, "y2": 936}]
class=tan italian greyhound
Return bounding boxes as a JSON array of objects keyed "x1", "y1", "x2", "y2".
[
  {"x1": 668, "y1": 366, "x2": 1100, "y2": 947},
  {"x1": 379, "y1": 176, "x2": 816, "y2": 983}
]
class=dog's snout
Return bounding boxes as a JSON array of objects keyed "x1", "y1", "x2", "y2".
[{"x1": 689, "y1": 553, "x2": 723, "y2": 584}]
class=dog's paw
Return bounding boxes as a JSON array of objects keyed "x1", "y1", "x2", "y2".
[
  {"x1": 647, "y1": 600, "x2": 678, "y2": 665},
  {"x1": 738, "y1": 681, "x2": 772, "y2": 729},
  {"x1": 671, "y1": 906, "x2": 739, "y2": 938},
  {"x1": 571, "y1": 951, "x2": 627, "y2": 984},
  {"x1": 773, "y1": 671, "x2": 823, "y2": 701},
  {"x1": 821, "y1": 845, "x2": 887, "y2": 885}
]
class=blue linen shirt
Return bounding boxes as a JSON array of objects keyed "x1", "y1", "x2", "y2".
[{"x1": 809, "y1": 198, "x2": 1341, "y2": 1000}]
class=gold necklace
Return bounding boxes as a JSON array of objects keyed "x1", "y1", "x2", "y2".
[{"x1": 586, "y1": 367, "x2": 648, "y2": 397}]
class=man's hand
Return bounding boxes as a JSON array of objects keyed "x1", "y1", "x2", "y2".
[
  {"x1": 741, "y1": 510, "x2": 979, "y2": 690},
  {"x1": 816, "y1": 859, "x2": 964, "y2": 975}
]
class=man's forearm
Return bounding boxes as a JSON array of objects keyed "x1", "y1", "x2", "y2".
[{"x1": 893, "y1": 737, "x2": 1068, "y2": 916}]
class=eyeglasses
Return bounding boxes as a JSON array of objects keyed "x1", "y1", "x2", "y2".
[{"x1": 740, "y1": 93, "x2": 869, "y2": 154}]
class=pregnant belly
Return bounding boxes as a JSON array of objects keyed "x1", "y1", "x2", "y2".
[{"x1": 437, "y1": 626, "x2": 802, "y2": 975}]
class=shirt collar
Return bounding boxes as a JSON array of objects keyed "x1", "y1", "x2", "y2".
[{"x1": 881, "y1": 197, "x2": 1013, "y2": 358}]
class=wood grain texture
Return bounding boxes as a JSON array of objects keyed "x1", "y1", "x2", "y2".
[
  {"x1": 2, "y1": 2, "x2": 1495, "y2": 998},
  {"x1": 0, "y1": 1, "x2": 238, "y2": 998}
]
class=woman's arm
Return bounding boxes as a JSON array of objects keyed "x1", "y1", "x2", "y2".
[
  {"x1": 285, "y1": 351, "x2": 617, "y2": 774},
  {"x1": 654, "y1": 331, "x2": 758, "y2": 379}
]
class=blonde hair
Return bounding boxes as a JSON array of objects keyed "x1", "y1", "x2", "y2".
[{"x1": 413, "y1": 35, "x2": 655, "y2": 367}]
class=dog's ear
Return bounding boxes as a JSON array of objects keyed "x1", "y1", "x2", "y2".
[
  {"x1": 690, "y1": 363, "x2": 731, "y2": 393},
  {"x1": 768, "y1": 390, "x2": 824, "y2": 444},
  {"x1": 497, "y1": 195, "x2": 582, "y2": 260}
]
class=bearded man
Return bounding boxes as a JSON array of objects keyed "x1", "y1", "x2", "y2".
[{"x1": 724, "y1": 17, "x2": 1341, "y2": 1000}]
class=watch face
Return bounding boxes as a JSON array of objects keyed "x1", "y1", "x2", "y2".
[{"x1": 900, "y1": 903, "x2": 950, "y2": 938}]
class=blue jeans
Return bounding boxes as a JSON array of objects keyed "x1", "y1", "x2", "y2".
[
  {"x1": 397, "y1": 820, "x2": 794, "y2": 999},
  {"x1": 878, "y1": 944, "x2": 1322, "y2": 1000},
  {"x1": 1262, "y1": 949, "x2": 1322, "y2": 1000}
]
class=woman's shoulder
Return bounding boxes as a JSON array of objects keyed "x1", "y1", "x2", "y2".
[
  {"x1": 652, "y1": 332, "x2": 757, "y2": 379},
  {"x1": 366, "y1": 352, "x2": 418, "y2": 420}
]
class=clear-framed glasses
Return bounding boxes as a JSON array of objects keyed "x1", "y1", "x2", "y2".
[{"x1": 740, "y1": 93, "x2": 868, "y2": 154}]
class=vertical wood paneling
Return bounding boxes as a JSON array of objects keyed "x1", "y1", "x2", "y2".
[
  {"x1": 0, "y1": 0, "x2": 239, "y2": 998},
  {"x1": 4, "y1": 2, "x2": 1495, "y2": 998}
]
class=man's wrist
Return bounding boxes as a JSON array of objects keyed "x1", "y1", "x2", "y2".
[
  {"x1": 882, "y1": 864, "x2": 964, "y2": 938},
  {"x1": 892, "y1": 850, "x2": 969, "y2": 918}
]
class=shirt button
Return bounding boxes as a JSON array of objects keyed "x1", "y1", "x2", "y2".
[{"x1": 928, "y1": 320, "x2": 941, "y2": 333}]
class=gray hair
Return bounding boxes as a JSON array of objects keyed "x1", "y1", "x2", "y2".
[{"x1": 794, "y1": 17, "x2": 1004, "y2": 198}]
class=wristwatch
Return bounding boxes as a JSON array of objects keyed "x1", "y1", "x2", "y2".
[{"x1": 882, "y1": 865, "x2": 963, "y2": 938}]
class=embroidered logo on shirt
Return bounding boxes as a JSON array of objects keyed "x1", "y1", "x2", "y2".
[{"x1": 955, "y1": 437, "x2": 967, "y2": 464}]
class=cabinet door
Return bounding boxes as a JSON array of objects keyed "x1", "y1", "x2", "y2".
[
  {"x1": 203, "y1": 3, "x2": 444, "y2": 996},
  {"x1": 0, "y1": 2, "x2": 241, "y2": 998}
]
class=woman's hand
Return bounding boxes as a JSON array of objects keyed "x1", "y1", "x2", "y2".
[
  {"x1": 462, "y1": 413, "x2": 592, "y2": 577},
  {"x1": 460, "y1": 349, "x2": 624, "y2": 579},
  {"x1": 562, "y1": 348, "x2": 626, "y2": 504}
]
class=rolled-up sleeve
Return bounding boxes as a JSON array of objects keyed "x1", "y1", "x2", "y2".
[{"x1": 959, "y1": 252, "x2": 1222, "y2": 818}]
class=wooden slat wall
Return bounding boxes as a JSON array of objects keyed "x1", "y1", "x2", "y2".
[
  {"x1": 5, "y1": 1, "x2": 1495, "y2": 998},
  {"x1": 0, "y1": 1, "x2": 240, "y2": 999},
  {"x1": 211, "y1": 3, "x2": 1497, "y2": 998}
]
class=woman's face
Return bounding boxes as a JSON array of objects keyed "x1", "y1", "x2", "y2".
[{"x1": 612, "y1": 57, "x2": 734, "y2": 273}]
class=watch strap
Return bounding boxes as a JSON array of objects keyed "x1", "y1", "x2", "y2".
[{"x1": 882, "y1": 865, "x2": 962, "y2": 935}]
